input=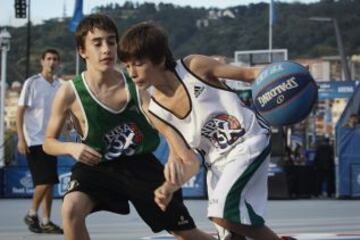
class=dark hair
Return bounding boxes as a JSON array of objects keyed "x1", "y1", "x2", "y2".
[
  {"x1": 41, "y1": 48, "x2": 60, "y2": 60},
  {"x1": 118, "y1": 22, "x2": 176, "y2": 71},
  {"x1": 75, "y1": 14, "x2": 119, "y2": 51}
]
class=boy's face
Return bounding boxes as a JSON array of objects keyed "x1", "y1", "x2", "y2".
[
  {"x1": 79, "y1": 28, "x2": 117, "y2": 72},
  {"x1": 124, "y1": 58, "x2": 161, "y2": 89},
  {"x1": 41, "y1": 53, "x2": 59, "y2": 74}
]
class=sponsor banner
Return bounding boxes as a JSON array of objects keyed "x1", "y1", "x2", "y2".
[
  {"x1": 2, "y1": 164, "x2": 206, "y2": 198},
  {"x1": 3, "y1": 166, "x2": 71, "y2": 198},
  {"x1": 181, "y1": 166, "x2": 206, "y2": 198},
  {"x1": 318, "y1": 81, "x2": 359, "y2": 100},
  {"x1": 3, "y1": 167, "x2": 34, "y2": 197},
  {"x1": 55, "y1": 168, "x2": 72, "y2": 197}
]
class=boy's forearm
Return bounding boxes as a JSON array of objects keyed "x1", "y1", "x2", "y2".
[
  {"x1": 16, "y1": 108, "x2": 26, "y2": 142},
  {"x1": 43, "y1": 137, "x2": 74, "y2": 157}
]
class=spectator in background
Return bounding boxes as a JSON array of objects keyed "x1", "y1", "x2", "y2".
[
  {"x1": 343, "y1": 113, "x2": 359, "y2": 128},
  {"x1": 314, "y1": 137, "x2": 335, "y2": 198},
  {"x1": 292, "y1": 143, "x2": 306, "y2": 166},
  {"x1": 16, "y1": 49, "x2": 63, "y2": 234}
]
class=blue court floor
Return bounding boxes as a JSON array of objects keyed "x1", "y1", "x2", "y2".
[{"x1": 0, "y1": 199, "x2": 359, "y2": 240}]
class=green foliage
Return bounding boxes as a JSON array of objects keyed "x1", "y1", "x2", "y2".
[{"x1": 4, "y1": 0, "x2": 360, "y2": 84}]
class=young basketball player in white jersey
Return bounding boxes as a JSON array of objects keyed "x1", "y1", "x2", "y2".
[
  {"x1": 119, "y1": 22, "x2": 294, "y2": 240},
  {"x1": 43, "y1": 14, "x2": 215, "y2": 240}
]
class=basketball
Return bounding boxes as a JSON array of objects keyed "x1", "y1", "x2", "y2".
[{"x1": 252, "y1": 61, "x2": 318, "y2": 126}]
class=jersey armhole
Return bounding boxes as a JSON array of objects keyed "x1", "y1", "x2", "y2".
[{"x1": 69, "y1": 79, "x2": 88, "y2": 141}]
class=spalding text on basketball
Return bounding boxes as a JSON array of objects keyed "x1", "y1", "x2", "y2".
[{"x1": 257, "y1": 77, "x2": 299, "y2": 107}]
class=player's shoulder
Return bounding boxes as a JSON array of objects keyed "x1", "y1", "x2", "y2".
[
  {"x1": 23, "y1": 74, "x2": 41, "y2": 87},
  {"x1": 183, "y1": 54, "x2": 215, "y2": 71},
  {"x1": 183, "y1": 54, "x2": 203, "y2": 66},
  {"x1": 57, "y1": 81, "x2": 76, "y2": 100}
]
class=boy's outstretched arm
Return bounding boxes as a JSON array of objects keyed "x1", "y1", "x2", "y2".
[
  {"x1": 185, "y1": 54, "x2": 262, "y2": 83},
  {"x1": 43, "y1": 82, "x2": 102, "y2": 166}
]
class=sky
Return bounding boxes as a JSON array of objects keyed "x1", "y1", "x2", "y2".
[{"x1": 1, "y1": 0, "x2": 320, "y2": 27}]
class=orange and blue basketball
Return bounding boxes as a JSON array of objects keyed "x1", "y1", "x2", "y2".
[{"x1": 252, "y1": 61, "x2": 318, "y2": 126}]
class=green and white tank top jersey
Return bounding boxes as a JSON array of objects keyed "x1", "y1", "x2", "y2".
[
  {"x1": 148, "y1": 59, "x2": 270, "y2": 164},
  {"x1": 71, "y1": 72, "x2": 159, "y2": 161}
]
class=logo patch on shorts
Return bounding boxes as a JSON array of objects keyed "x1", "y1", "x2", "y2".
[
  {"x1": 67, "y1": 180, "x2": 79, "y2": 192},
  {"x1": 177, "y1": 215, "x2": 189, "y2": 226}
]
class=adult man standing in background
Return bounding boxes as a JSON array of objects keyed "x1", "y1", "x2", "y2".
[{"x1": 16, "y1": 49, "x2": 63, "y2": 234}]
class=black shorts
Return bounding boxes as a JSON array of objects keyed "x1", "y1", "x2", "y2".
[
  {"x1": 26, "y1": 145, "x2": 59, "y2": 186},
  {"x1": 66, "y1": 153, "x2": 196, "y2": 233}
]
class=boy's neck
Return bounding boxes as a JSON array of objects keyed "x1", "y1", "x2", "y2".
[
  {"x1": 154, "y1": 70, "x2": 179, "y2": 96},
  {"x1": 84, "y1": 68, "x2": 122, "y2": 90},
  {"x1": 85, "y1": 68, "x2": 116, "y2": 82}
]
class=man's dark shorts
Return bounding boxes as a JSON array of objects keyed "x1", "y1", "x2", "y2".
[{"x1": 27, "y1": 145, "x2": 59, "y2": 186}]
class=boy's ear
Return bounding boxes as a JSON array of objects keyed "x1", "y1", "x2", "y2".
[{"x1": 78, "y1": 47, "x2": 87, "y2": 59}]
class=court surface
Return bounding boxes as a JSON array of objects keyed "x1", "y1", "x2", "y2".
[{"x1": 0, "y1": 199, "x2": 359, "y2": 240}]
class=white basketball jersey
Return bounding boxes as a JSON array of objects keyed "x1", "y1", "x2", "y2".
[{"x1": 149, "y1": 59, "x2": 270, "y2": 165}]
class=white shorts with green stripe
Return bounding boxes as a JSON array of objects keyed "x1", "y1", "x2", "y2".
[{"x1": 207, "y1": 134, "x2": 271, "y2": 227}]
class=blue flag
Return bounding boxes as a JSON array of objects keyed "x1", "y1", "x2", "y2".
[
  {"x1": 69, "y1": 0, "x2": 84, "y2": 32},
  {"x1": 270, "y1": 0, "x2": 276, "y2": 25}
]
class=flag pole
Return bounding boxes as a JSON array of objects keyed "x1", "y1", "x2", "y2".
[
  {"x1": 268, "y1": 0, "x2": 274, "y2": 62},
  {"x1": 69, "y1": 0, "x2": 84, "y2": 76},
  {"x1": 269, "y1": 0, "x2": 273, "y2": 51}
]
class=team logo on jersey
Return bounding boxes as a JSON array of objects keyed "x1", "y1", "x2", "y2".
[
  {"x1": 103, "y1": 123, "x2": 143, "y2": 160},
  {"x1": 194, "y1": 85, "x2": 205, "y2": 98},
  {"x1": 201, "y1": 114, "x2": 245, "y2": 149}
]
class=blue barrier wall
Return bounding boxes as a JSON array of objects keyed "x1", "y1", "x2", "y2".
[
  {"x1": 3, "y1": 166, "x2": 72, "y2": 198},
  {"x1": 335, "y1": 83, "x2": 360, "y2": 198},
  {"x1": 336, "y1": 128, "x2": 360, "y2": 197},
  {"x1": 3, "y1": 135, "x2": 207, "y2": 199}
]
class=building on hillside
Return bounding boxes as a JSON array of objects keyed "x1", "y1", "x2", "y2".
[{"x1": 4, "y1": 82, "x2": 22, "y2": 131}]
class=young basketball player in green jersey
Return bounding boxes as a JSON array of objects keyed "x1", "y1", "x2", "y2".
[{"x1": 43, "y1": 14, "x2": 215, "y2": 240}]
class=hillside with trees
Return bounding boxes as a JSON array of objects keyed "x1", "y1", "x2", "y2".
[{"x1": 4, "y1": 0, "x2": 360, "y2": 83}]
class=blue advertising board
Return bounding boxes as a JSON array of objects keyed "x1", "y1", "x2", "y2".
[
  {"x1": 3, "y1": 167, "x2": 34, "y2": 197},
  {"x1": 318, "y1": 81, "x2": 359, "y2": 100},
  {"x1": 181, "y1": 166, "x2": 206, "y2": 198},
  {"x1": 3, "y1": 166, "x2": 72, "y2": 198}
]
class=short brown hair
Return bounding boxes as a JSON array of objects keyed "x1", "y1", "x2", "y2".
[
  {"x1": 118, "y1": 22, "x2": 176, "y2": 70},
  {"x1": 75, "y1": 14, "x2": 119, "y2": 51},
  {"x1": 41, "y1": 48, "x2": 60, "y2": 60}
]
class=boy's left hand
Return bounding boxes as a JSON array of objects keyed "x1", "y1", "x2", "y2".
[{"x1": 154, "y1": 182, "x2": 177, "y2": 211}]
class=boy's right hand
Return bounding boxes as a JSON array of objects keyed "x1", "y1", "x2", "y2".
[
  {"x1": 17, "y1": 139, "x2": 29, "y2": 155},
  {"x1": 70, "y1": 143, "x2": 102, "y2": 166}
]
